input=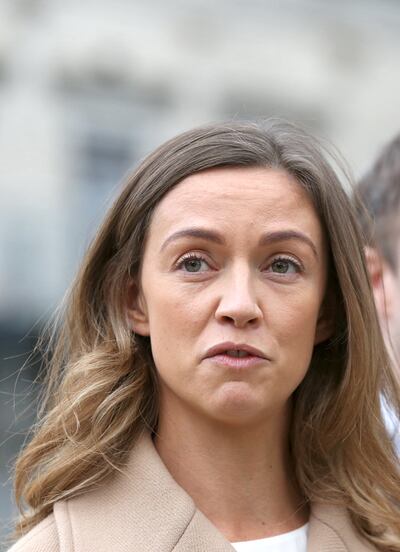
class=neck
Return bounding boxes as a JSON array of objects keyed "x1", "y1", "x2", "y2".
[{"x1": 153, "y1": 398, "x2": 308, "y2": 543}]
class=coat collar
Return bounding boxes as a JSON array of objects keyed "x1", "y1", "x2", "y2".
[{"x1": 54, "y1": 431, "x2": 375, "y2": 551}]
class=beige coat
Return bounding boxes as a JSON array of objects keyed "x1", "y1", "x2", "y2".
[{"x1": 9, "y1": 432, "x2": 376, "y2": 551}]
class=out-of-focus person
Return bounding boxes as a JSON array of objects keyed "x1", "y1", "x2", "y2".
[{"x1": 356, "y1": 134, "x2": 400, "y2": 450}]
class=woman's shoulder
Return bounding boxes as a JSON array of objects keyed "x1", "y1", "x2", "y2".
[
  {"x1": 7, "y1": 514, "x2": 59, "y2": 552},
  {"x1": 7, "y1": 501, "x2": 379, "y2": 552}
]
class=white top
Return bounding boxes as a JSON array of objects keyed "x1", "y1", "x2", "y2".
[
  {"x1": 381, "y1": 397, "x2": 400, "y2": 454},
  {"x1": 231, "y1": 523, "x2": 308, "y2": 552}
]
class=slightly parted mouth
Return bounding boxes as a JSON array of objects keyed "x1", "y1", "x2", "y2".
[{"x1": 203, "y1": 342, "x2": 268, "y2": 360}]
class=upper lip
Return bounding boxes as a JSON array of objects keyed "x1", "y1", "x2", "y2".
[{"x1": 203, "y1": 342, "x2": 268, "y2": 359}]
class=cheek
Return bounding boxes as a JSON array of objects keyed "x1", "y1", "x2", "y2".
[
  {"x1": 280, "y1": 302, "x2": 319, "y2": 340},
  {"x1": 143, "y1": 283, "x2": 207, "y2": 366},
  {"x1": 273, "y1": 293, "x2": 321, "y2": 368}
]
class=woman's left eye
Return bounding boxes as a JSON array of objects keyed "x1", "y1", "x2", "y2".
[
  {"x1": 267, "y1": 257, "x2": 300, "y2": 274},
  {"x1": 176, "y1": 255, "x2": 210, "y2": 273}
]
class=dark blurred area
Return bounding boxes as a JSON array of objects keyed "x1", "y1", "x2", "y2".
[
  {"x1": 2, "y1": 0, "x2": 400, "y2": 548},
  {"x1": 0, "y1": 328, "x2": 38, "y2": 543}
]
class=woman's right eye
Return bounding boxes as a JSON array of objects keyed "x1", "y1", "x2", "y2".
[{"x1": 176, "y1": 254, "x2": 210, "y2": 273}]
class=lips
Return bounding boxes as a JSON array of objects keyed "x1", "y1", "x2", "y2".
[{"x1": 203, "y1": 342, "x2": 268, "y2": 360}]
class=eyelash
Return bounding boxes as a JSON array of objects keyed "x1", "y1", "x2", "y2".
[
  {"x1": 175, "y1": 253, "x2": 211, "y2": 272},
  {"x1": 268, "y1": 255, "x2": 303, "y2": 274},
  {"x1": 175, "y1": 253, "x2": 303, "y2": 274}
]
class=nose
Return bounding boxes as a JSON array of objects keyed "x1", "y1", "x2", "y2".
[{"x1": 214, "y1": 262, "x2": 263, "y2": 328}]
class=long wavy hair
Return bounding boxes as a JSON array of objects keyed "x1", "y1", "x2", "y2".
[{"x1": 14, "y1": 120, "x2": 400, "y2": 550}]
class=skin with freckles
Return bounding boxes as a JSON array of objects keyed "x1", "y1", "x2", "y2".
[{"x1": 128, "y1": 166, "x2": 332, "y2": 541}]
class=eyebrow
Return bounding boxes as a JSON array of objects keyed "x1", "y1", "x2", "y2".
[{"x1": 160, "y1": 227, "x2": 318, "y2": 259}]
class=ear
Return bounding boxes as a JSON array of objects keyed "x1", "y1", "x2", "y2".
[
  {"x1": 126, "y1": 279, "x2": 150, "y2": 337},
  {"x1": 364, "y1": 247, "x2": 388, "y2": 320},
  {"x1": 364, "y1": 246, "x2": 392, "y2": 321},
  {"x1": 314, "y1": 287, "x2": 336, "y2": 345}
]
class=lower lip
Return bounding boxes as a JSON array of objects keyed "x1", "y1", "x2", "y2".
[{"x1": 206, "y1": 354, "x2": 267, "y2": 369}]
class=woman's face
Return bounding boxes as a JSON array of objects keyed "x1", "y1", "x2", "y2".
[{"x1": 129, "y1": 166, "x2": 331, "y2": 427}]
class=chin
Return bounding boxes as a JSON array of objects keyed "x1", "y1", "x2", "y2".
[{"x1": 208, "y1": 384, "x2": 269, "y2": 425}]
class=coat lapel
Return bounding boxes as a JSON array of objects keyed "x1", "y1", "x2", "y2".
[
  {"x1": 54, "y1": 431, "x2": 375, "y2": 551},
  {"x1": 307, "y1": 503, "x2": 376, "y2": 552},
  {"x1": 173, "y1": 510, "x2": 234, "y2": 551},
  {"x1": 55, "y1": 431, "x2": 234, "y2": 551}
]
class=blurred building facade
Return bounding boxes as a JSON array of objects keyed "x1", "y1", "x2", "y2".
[{"x1": 1, "y1": 0, "x2": 400, "y2": 547}]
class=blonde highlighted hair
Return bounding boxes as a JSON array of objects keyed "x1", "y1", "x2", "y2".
[{"x1": 14, "y1": 121, "x2": 400, "y2": 550}]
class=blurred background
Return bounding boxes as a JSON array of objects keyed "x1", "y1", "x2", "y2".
[{"x1": 1, "y1": 0, "x2": 400, "y2": 547}]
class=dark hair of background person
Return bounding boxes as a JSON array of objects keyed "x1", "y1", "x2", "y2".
[
  {"x1": 12, "y1": 120, "x2": 400, "y2": 551},
  {"x1": 356, "y1": 134, "x2": 400, "y2": 271}
]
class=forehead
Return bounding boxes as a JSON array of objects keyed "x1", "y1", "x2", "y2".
[{"x1": 149, "y1": 166, "x2": 324, "y2": 246}]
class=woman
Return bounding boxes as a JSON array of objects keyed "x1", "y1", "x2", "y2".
[{"x1": 9, "y1": 121, "x2": 400, "y2": 551}]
